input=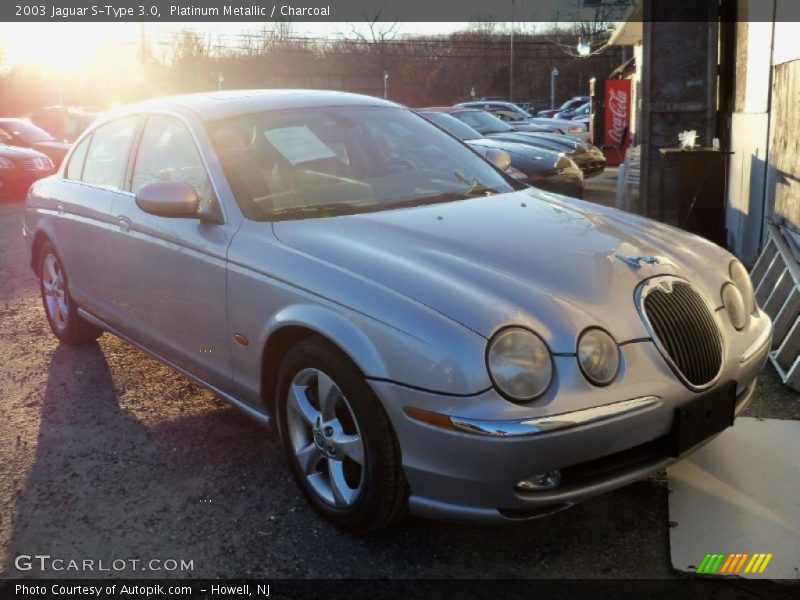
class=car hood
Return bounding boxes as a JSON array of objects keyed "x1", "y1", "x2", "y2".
[
  {"x1": 489, "y1": 133, "x2": 594, "y2": 158},
  {"x1": 0, "y1": 144, "x2": 48, "y2": 159},
  {"x1": 466, "y1": 138, "x2": 561, "y2": 164},
  {"x1": 527, "y1": 117, "x2": 584, "y2": 131},
  {"x1": 31, "y1": 140, "x2": 70, "y2": 152},
  {"x1": 272, "y1": 190, "x2": 729, "y2": 352}
]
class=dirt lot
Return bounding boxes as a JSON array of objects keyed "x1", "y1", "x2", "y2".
[{"x1": 1, "y1": 199, "x2": 798, "y2": 580}]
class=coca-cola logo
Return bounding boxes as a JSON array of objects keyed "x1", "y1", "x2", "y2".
[{"x1": 607, "y1": 88, "x2": 629, "y2": 145}]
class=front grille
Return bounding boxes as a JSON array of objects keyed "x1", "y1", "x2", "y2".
[{"x1": 640, "y1": 278, "x2": 723, "y2": 389}]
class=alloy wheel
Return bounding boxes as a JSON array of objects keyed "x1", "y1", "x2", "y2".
[
  {"x1": 285, "y1": 368, "x2": 365, "y2": 508},
  {"x1": 42, "y1": 253, "x2": 69, "y2": 331}
]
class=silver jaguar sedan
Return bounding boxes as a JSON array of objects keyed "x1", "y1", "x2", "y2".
[{"x1": 24, "y1": 91, "x2": 772, "y2": 532}]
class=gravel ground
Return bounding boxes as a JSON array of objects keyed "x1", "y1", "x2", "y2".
[{"x1": 1, "y1": 199, "x2": 798, "y2": 580}]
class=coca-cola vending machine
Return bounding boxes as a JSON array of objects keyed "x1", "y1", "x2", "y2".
[{"x1": 603, "y1": 79, "x2": 631, "y2": 166}]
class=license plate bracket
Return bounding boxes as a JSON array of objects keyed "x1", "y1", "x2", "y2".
[{"x1": 670, "y1": 382, "x2": 737, "y2": 457}]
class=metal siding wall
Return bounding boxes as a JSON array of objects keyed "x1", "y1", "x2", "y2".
[{"x1": 727, "y1": 112, "x2": 770, "y2": 266}]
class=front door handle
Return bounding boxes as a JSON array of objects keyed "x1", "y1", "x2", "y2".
[
  {"x1": 57, "y1": 203, "x2": 65, "y2": 217},
  {"x1": 117, "y1": 215, "x2": 131, "y2": 233}
]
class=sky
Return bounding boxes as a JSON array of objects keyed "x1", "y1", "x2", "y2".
[{"x1": 0, "y1": 22, "x2": 485, "y2": 71}]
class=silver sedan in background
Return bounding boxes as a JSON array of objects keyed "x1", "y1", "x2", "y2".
[{"x1": 25, "y1": 91, "x2": 771, "y2": 532}]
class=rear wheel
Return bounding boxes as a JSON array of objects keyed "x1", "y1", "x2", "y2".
[
  {"x1": 38, "y1": 242, "x2": 102, "y2": 345},
  {"x1": 276, "y1": 337, "x2": 407, "y2": 532}
]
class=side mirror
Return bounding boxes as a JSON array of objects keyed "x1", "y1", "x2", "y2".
[
  {"x1": 135, "y1": 181, "x2": 199, "y2": 218},
  {"x1": 482, "y1": 148, "x2": 512, "y2": 173}
]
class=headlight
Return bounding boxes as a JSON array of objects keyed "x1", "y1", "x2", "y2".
[
  {"x1": 487, "y1": 328, "x2": 552, "y2": 401},
  {"x1": 577, "y1": 328, "x2": 620, "y2": 386},
  {"x1": 730, "y1": 259, "x2": 756, "y2": 316},
  {"x1": 721, "y1": 282, "x2": 748, "y2": 330}
]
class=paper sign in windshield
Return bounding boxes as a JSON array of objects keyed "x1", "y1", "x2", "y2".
[{"x1": 263, "y1": 127, "x2": 337, "y2": 166}]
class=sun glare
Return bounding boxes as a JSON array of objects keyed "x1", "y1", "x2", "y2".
[{"x1": 1, "y1": 23, "x2": 138, "y2": 72}]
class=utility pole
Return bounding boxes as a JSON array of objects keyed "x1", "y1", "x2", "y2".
[
  {"x1": 550, "y1": 66, "x2": 559, "y2": 110},
  {"x1": 140, "y1": 22, "x2": 149, "y2": 64},
  {"x1": 509, "y1": 0, "x2": 515, "y2": 101},
  {"x1": 384, "y1": 71, "x2": 389, "y2": 100}
]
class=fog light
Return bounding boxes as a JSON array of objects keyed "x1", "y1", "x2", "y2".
[{"x1": 515, "y1": 470, "x2": 561, "y2": 492}]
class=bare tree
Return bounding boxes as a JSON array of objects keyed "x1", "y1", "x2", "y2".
[
  {"x1": 546, "y1": 0, "x2": 622, "y2": 58},
  {"x1": 348, "y1": 5, "x2": 399, "y2": 47},
  {"x1": 171, "y1": 28, "x2": 210, "y2": 63}
]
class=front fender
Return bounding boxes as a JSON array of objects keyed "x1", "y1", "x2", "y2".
[
  {"x1": 265, "y1": 303, "x2": 390, "y2": 383},
  {"x1": 226, "y1": 248, "x2": 493, "y2": 410}
]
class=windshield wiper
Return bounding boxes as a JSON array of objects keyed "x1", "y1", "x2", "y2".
[
  {"x1": 268, "y1": 202, "x2": 364, "y2": 220},
  {"x1": 454, "y1": 170, "x2": 497, "y2": 197}
]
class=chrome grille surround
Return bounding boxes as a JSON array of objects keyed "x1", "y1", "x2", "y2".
[{"x1": 635, "y1": 276, "x2": 724, "y2": 391}]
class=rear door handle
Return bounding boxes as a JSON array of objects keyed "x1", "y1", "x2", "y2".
[
  {"x1": 117, "y1": 215, "x2": 131, "y2": 233},
  {"x1": 57, "y1": 203, "x2": 65, "y2": 217}
]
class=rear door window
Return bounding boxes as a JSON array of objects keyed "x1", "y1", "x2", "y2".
[
  {"x1": 81, "y1": 116, "x2": 138, "y2": 189},
  {"x1": 65, "y1": 134, "x2": 92, "y2": 181}
]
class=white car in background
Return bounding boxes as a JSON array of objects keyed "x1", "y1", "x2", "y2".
[{"x1": 457, "y1": 100, "x2": 589, "y2": 142}]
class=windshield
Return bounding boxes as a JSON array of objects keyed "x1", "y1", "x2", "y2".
[
  {"x1": 419, "y1": 111, "x2": 481, "y2": 141},
  {"x1": 208, "y1": 106, "x2": 517, "y2": 221},
  {"x1": 451, "y1": 111, "x2": 514, "y2": 135},
  {"x1": 1, "y1": 120, "x2": 54, "y2": 144},
  {"x1": 506, "y1": 104, "x2": 533, "y2": 118}
]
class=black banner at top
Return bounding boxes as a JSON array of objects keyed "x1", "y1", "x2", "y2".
[{"x1": 3, "y1": 0, "x2": 800, "y2": 23}]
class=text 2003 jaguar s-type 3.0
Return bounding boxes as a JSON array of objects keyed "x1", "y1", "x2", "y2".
[{"x1": 24, "y1": 91, "x2": 772, "y2": 531}]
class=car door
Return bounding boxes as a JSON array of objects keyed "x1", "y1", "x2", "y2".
[
  {"x1": 106, "y1": 113, "x2": 234, "y2": 392},
  {"x1": 52, "y1": 115, "x2": 140, "y2": 322}
]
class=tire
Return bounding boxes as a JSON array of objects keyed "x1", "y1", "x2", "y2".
[
  {"x1": 38, "y1": 242, "x2": 102, "y2": 345},
  {"x1": 276, "y1": 337, "x2": 408, "y2": 532}
]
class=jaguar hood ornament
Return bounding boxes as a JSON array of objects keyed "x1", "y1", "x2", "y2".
[{"x1": 616, "y1": 254, "x2": 672, "y2": 269}]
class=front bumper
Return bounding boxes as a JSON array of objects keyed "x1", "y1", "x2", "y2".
[{"x1": 371, "y1": 317, "x2": 771, "y2": 524}]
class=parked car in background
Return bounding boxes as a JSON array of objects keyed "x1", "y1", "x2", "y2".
[
  {"x1": 538, "y1": 96, "x2": 590, "y2": 118},
  {"x1": 0, "y1": 118, "x2": 72, "y2": 166},
  {"x1": 456, "y1": 100, "x2": 589, "y2": 141},
  {"x1": 25, "y1": 90, "x2": 772, "y2": 532},
  {"x1": 434, "y1": 107, "x2": 605, "y2": 178},
  {"x1": 516, "y1": 100, "x2": 537, "y2": 113},
  {"x1": 419, "y1": 109, "x2": 584, "y2": 197},
  {"x1": 555, "y1": 102, "x2": 590, "y2": 121},
  {"x1": 0, "y1": 145, "x2": 56, "y2": 200},
  {"x1": 28, "y1": 106, "x2": 98, "y2": 142},
  {"x1": 513, "y1": 131, "x2": 606, "y2": 178}
]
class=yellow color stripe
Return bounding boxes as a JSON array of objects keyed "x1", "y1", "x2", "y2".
[
  {"x1": 750, "y1": 554, "x2": 766, "y2": 573},
  {"x1": 744, "y1": 554, "x2": 759, "y2": 573},
  {"x1": 758, "y1": 553, "x2": 773, "y2": 573}
]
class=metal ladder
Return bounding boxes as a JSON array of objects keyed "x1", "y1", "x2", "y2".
[
  {"x1": 615, "y1": 145, "x2": 641, "y2": 213},
  {"x1": 750, "y1": 222, "x2": 800, "y2": 390}
]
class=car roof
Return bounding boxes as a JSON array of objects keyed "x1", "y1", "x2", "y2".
[
  {"x1": 420, "y1": 106, "x2": 480, "y2": 114},
  {"x1": 113, "y1": 90, "x2": 400, "y2": 122},
  {"x1": 459, "y1": 100, "x2": 518, "y2": 109}
]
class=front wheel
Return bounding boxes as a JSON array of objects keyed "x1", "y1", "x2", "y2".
[
  {"x1": 276, "y1": 338, "x2": 407, "y2": 532},
  {"x1": 38, "y1": 242, "x2": 102, "y2": 345}
]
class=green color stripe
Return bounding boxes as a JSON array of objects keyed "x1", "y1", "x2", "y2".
[
  {"x1": 710, "y1": 554, "x2": 727, "y2": 573},
  {"x1": 696, "y1": 554, "x2": 713, "y2": 573}
]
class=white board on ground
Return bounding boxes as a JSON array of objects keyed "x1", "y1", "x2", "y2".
[{"x1": 667, "y1": 417, "x2": 800, "y2": 579}]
